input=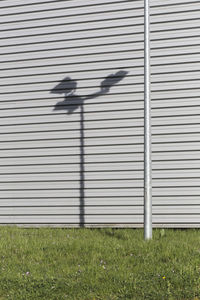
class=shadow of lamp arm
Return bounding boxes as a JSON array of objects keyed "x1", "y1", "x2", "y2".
[{"x1": 52, "y1": 70, "x2": 128, "y2": 114}]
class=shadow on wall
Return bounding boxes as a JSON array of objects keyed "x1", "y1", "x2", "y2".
[{"x1": 51, "y1": 70, "x2": 128, "y2": 227}]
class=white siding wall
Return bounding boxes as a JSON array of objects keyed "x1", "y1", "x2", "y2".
[
  {"x1": 0, "y1": 0, "x2": 199, "y2": 227},
  {"x1": 151, "y1": 0, "x2": 200, "y2": 227}
]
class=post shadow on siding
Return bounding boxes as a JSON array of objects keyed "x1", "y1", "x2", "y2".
[{"x1": 51, "y1": 70, "x2": 128, "y2": 227}]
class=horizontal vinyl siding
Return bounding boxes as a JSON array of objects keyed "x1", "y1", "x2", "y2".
[
  {"x1": 151, "y1": 0, "x2": 200, "y2": 226},
  {"x1": 0, "y1": 0, "x2": 200, "y2": 227},
  {"x1": 0, "y1": 0, "x2": 144, "y2": 226}
]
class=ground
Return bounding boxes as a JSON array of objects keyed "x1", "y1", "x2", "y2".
[{"x1": 0, "y1": 227, "x2": 199, "y2": 299}]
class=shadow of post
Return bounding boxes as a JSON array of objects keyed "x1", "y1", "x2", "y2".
[{"x1": 51, "y1": 70, "x2": 128, "y2": 227}]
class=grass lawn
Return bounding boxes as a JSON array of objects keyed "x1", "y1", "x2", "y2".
[{"x1": 0, "y1": 227, "x2": 199, "y2": 299}]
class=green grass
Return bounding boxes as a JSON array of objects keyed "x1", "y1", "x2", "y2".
[{"x1": 0, "y1": 227, "x2": 199, "y2": 299}]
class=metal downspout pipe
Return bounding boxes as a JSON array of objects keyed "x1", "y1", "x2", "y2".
[{"x1": 144, "y1": 0, "x2": 152, "y2": 240}]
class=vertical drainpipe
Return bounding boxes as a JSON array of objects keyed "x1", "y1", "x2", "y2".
[{"x1": 144, "y1": 0, "x2": 152, "y2": 240}]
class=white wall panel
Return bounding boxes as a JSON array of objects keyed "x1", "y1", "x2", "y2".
[{"x1": 0, "y1": 0, "x2": 199, "y2": 227}]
